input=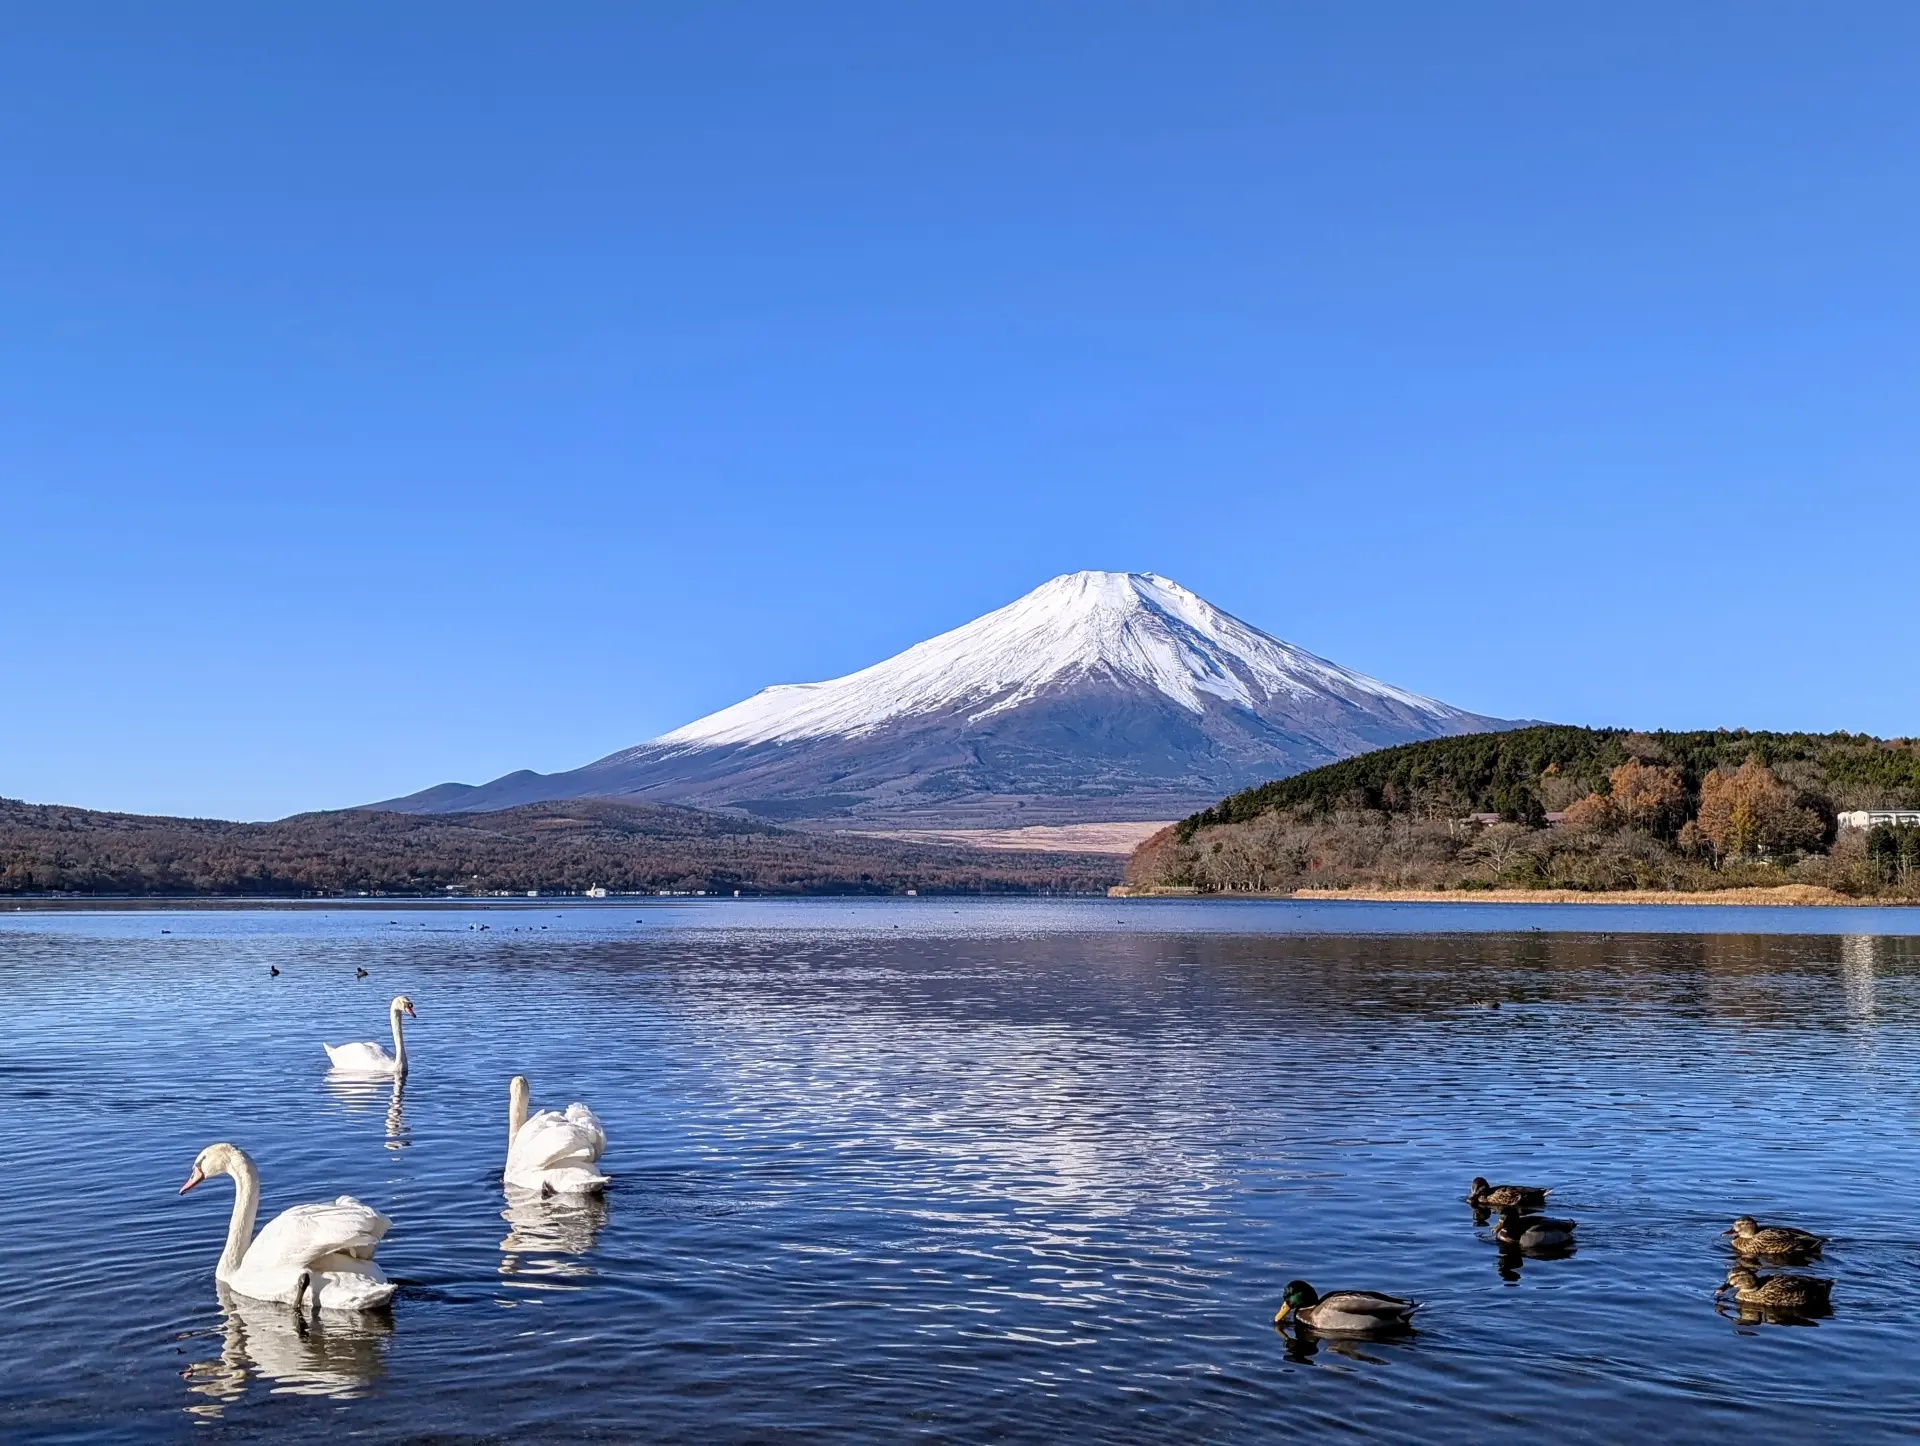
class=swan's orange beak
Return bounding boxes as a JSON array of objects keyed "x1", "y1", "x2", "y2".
[
  {"x1": 179, "y1": 1166, "x2": 205, "y2": 1195},
  {"x1": 404, "y1": 1002, "x2": 416, "y2": 1018}
]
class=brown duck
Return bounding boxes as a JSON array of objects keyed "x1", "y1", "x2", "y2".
[
  {"x1": 1468, "y1": 1177, "x2": 1551, "y2": 1211},
  {"x1": 1718, "y1": 1267, "x2": 1832, "y2": 1312},
  {"x1": 1723, "y1": 1217, "x2": 1825, "y2": 1260}
]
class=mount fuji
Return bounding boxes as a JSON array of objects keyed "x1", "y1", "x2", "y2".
[{"x1": 373, "y1": 572, "x2": 1514, "y2": 826}]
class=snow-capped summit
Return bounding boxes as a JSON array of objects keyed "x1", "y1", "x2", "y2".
[
  {"x1": 375, "y1": 571, "x2": 1510, "y2": 826},
  {"x1": 647, "y1": 571, "x2": 1468, "y2": 752}
]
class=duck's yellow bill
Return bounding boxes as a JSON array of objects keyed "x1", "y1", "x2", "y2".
[{"x1": 1273, "y1": 1303, "x2": 1292, "y2": 1324}]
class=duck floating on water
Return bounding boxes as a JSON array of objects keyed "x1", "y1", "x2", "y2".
[
  {"x1": 1717, "y1": 1267, "x2": 1832, "y2": 1313},
  {"x1": 1273, "y1": 1281, "x2": 1420, "y2": 1335},
  {"x1": 1467, "y1": 1177, "x2": 1551, "y2": 1211},
  {"x1": 1724, "y1": 1217, "x2": 1825, "y2": 1261},
  {"x1": 1493, "y1": 1206, "x2": 1577, "y2": 1250}
]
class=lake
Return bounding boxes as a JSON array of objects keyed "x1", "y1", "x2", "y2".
[{"x1": 4, "y1": 898, "x2": 1920, "y2": 1442}]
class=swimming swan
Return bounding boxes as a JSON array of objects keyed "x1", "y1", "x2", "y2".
[
  {"x1": 179, "y1": 1143, "x2": 396, "y2": 1312},
  {"x1": 506, "y1": 1074, "x2": 609, "y2": 1195},
  {"x1": 323, "y1": 996, "x2": 415, "y2": 1076}
]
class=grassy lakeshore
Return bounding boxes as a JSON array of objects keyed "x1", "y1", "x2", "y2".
[
  {"x1": 1113, "y1": 883, "x2": 1890, "y2": 905},
  {"x1": 1292, "y1": 884, "x2": 1869, "y2": 905}
]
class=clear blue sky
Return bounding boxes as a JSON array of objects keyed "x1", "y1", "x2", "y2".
[{"x1": 4, "y1": 4, "x2": 1916, "y2": 820}]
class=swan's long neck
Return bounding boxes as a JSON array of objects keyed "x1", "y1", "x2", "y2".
[
  {"x1": 220, "y1": 1154, "x2": 261, "y2": 1278},
  {"x1": 390, "y1": 1005, "x2": 407, "y2": 1074},
  {"x1": 508, "y1": 1078, "x2": 530, "y2": 1157}
]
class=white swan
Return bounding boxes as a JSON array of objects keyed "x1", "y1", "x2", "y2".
[
  {"x1": 179, "y1": 1143, "x2": 396, "y2": 1312},
  {"x1": 505, "y1": 1074, "x2": 609, "y2": 1194},
  {"x1": 323, "y1": 996, "x2": 415, "y2": 1076}
]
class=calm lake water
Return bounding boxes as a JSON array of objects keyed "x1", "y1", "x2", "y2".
[{"x1": 5, "y1": 898, "x2": 1920, "y2": 1443}]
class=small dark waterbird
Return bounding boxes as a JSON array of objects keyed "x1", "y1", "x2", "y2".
[
  {"x1": 269, "y1": 965, "x2": 279, "y2": 977},
  {"x1": 1273, "y1": 1281, "x2": 1419, "y2": 1335},
  {"x1": 1468, "y1": 1177, "x2": 1551, "y2": 1211},
  {"x1": 1493, "y1": 1206, "x2": 1577, "y2": 1250},
  {"x1": 356, "y1": 967, "x2": 369, "y2": 979},
  {"x1": 1724, "y1": 1217, "x2": 1825, "y2": 1261}
]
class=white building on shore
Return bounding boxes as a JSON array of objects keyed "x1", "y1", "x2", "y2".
[{"x1": 1838, "y1": 809, "x2": 1920, "y2": 830}]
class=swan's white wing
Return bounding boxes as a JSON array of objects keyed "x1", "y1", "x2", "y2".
[
  {"x1": 509, "y1": 1107, "x2": 605, "y2": 1172},
  {"x1": 247, "y1": 1196, "x2": 392, "y2": 1272},
  {"x1": 324, "y1": 1041, "x2": 395, "y2": 1071},
  {"x1": 562, "y1": 1103, "x2": 607, "y2": 1160}
]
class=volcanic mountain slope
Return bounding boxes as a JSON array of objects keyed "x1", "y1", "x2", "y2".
[{"x1": 374, "y1": 572, "x2": 1515, "y2": 827}]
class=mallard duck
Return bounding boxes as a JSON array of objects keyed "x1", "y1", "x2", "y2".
[
  {"x1": 1718, "y1": 1267, "x2": 1831, "y2": 1312},
  {"x1": 1724, "y1": 1217, "x2": 1824, "y2": 1259},
  {"x1": 1492, "y1": 1206, "x2": 1577, "y2": 1249},
  {"x1": 1467, "y1": 1177, "x2": 1551, "y2": 1210},
  {"x1": 1272, "y1": 1280, "x2": 1419, "y2": 1335}
]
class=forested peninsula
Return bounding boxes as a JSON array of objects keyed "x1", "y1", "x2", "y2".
[
  {"x1": 0, "y1": 797, "x2": 1117, "y2": 897},
  {"x1": 1125, "y1": 727, "x2": 1920, "y2": 900}
]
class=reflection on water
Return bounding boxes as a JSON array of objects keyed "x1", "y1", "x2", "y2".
[
  {"x1": 324, "y1": 1074, "x2": 409, "y2": 1150},
  {"x1": 182, "y1": 1284, "x2": 390, "y2": 1416},
  {"x1": 1280, "y1": 1327, "x2": 1404, "y2": 1367},
  {"x1": 498, "y1": 1186, "x2": 607, "y2": 1287},
  {"x1": 1841, "y1": 934, "x2": 1880, "y2": 1024},
  {"x1": 1717, "y1": 1294, "x2": 1833, "y2": 1330},
  {"x1": 6, "y1": 903, "x2": 1920, "y2": 1442},
  {"x1": 1492, "y1": 1241, "x2": 1576, "y2": 1283}
]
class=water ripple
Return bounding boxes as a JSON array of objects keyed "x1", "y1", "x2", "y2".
[{"x1": 2, "y1": 903, "x2": 1919, "y2": 1441}]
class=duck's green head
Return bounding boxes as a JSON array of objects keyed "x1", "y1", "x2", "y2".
[{"x1": 1273, "y1": 1280, "x2": 1318, "y2": 1324}]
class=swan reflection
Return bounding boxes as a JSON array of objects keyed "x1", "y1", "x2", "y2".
[
  {"x1": 498, "y1": 1186, "x2": 608, "y2": 1287},
  {"x1": 182, "y1": 1284, "x2": 389, "y2": 1416},
  {"x1": 323, "y1": 1075, "x2": 410, "y2": 1151}
]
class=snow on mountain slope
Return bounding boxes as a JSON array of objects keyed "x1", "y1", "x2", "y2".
[
  {"x1": 370, "y1": 571, "x2": 1513, "y2": 825},
  {"x1": 640, "y1": 571, "x2": 1469, "y2": 754}
]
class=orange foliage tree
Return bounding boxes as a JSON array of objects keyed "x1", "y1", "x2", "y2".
[
  {"x1": 1561, "y1": 759, "x2": 1687, "y2": 838},
  {"x1": 1694, "y1": 760, "x2": 1824, "y2": 860},
  {"x1": 1608, "y1": 759, "x2": 1687, "y2": 835}
]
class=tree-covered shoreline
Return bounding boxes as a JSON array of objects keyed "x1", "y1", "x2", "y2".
[
  {"x1": 1132, "y1": 727, "x2": 1920, "y2": 898},
  {"x1": 0, "y1": 796, "x2": 1118, "y2": 897}
]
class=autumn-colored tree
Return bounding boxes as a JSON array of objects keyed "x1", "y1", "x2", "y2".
[
  {"x1": 1694, "y1": 760, "x2": 1824, "y2": 860},
  {"x1": 1606, "y1": 758, "x2": 1687, "y2": 837},
  {"x1": 1560, "y1": 760, "x2": 1686, "y2": 836},
  {"x1": 1560, "y1": 792, "x2": 1615, "y2": 832}
]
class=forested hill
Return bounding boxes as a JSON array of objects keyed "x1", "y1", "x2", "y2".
[
  {"x1": 0, "y1": 797, "x2": 1116, "y2": 897},
  {"x1": 1126, "y1": 726, "x2": 1920, "y2": 899},
  {"x1": 1178, "y1": 727, "x2": 1920, "y2": 838}
]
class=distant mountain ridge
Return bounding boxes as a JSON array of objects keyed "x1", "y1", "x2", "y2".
[
  {"x1": 0, "y1": 795, "x2": 1115, "y2": 896},
  {"x1": 374, "y1": 571, "x2": 1516, "y2": 826}
]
